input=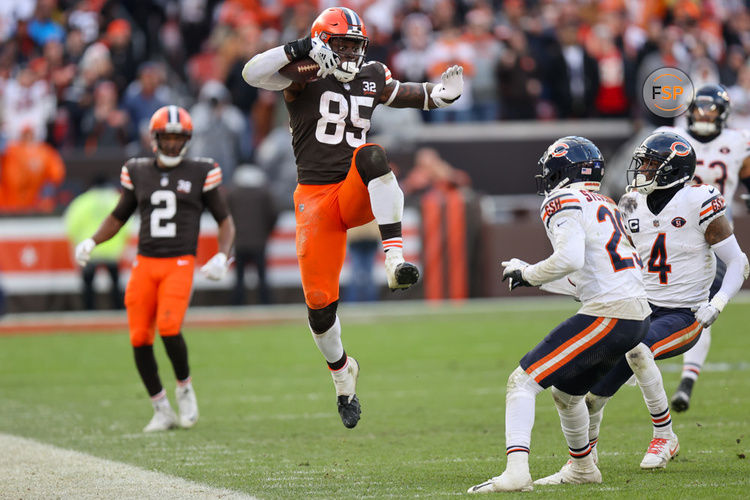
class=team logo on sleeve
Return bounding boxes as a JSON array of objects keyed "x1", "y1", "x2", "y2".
[
  {"x1": 628, "y1": 219, "x2": 640, "y2": 233},
  {"x1": 670, "y1": 141, "x2": 691, "y2": 156},
  {"x1": 671, "y1": 216, "x2": 686, "y2": 228}
]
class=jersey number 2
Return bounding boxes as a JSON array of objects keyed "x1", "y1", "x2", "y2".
[
  {"x1": 316, "y1": 91, "x2": 373, "y2": 147},
  {"x1": 150, "y1": 190, "x2": 176, "y2": 238},
  {"x1": 597, "y1": 206, "x2": 637, "y2": 272}
]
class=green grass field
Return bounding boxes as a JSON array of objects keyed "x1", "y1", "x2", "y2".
[{"x1": 0, "y1": 299, "x2": 748, "y2": 498}]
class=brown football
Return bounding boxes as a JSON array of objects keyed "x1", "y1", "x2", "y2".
[{"x1": 278, "y1": 57, "x2": 320, "y2": 82}]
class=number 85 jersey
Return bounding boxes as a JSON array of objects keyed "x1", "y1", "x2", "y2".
[{"x1": 618, "y1": 184, "x2": 727, "y2": 308}]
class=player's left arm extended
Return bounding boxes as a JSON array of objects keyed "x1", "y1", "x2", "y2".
[
  {"x1": 503, "y1": 214, "x2": 586, "y2": 290},
  {"x1": 701, "y1": 215, "x2": 750, "y2": 318},
  {"x1": 381, "y1": 65, "x2": 463, "y2": 110}
]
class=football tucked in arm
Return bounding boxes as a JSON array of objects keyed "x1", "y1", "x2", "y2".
[{"x1": 278, "y1": 57, "x2": 320, "y2": 83}]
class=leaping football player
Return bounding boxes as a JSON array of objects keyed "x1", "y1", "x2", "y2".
[
  {"x1": 469, "y1": 137, "x2": 655, "y2": 492},
  {"x1": 655, "y1": 85, "x2": 750, "y2": 411},
  {"x1": 242, "y1": 7, "x2": 463, "y2": 429},
  {"x1": 75, "y1": 106, "x2": 236, "y2": 432},
  {"x1": 581, "y1": 132, "x2": 748, "y2": 471}
]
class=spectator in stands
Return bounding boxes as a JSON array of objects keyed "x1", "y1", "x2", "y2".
[
  {"x1": 729, "y1": 63, "x2": 750, "y2": 131},
  {"x1": 80, "y1": 80, "x2": 130, "y2": 155},
  {"x1": 588, "y1": 24, "x2": 629, "y2": 117},
  {"x1": 545, "y1": 17, "x2": 599, "y2": 119},
  {"x1": 425, "y1": 25, "x2": 475, "y2": 122},
  {"x1": 227, "y1": 164, "x2": 279, "y2": 306},
  {"x1": 0, "y1": 124, "x2": 65, "y2": 213},
  {"x1": 189, "y1": 79, "x2": 248, "y2": 180},
  {"x1": 496, "y1": 28, "x2": 541, "y2": 120},
  {"x1": 1, "y1": 64, "x2": 56, "y2": 142},
  {"x1": 255, "y1": 123, "x2": 297, "y2": 210},
  {"x1": 105, "y1": 19, "x2": 142, "y2": 96},
  {"x1": 463, "y1": 7, "x2": 502, "y2": 121},
  {"x1": 122, "y1": 61, "x2": 169, "y2": 141},
  {"x1": 391, "y1": 13, "x2": 432, "y2": 84},
  {"x1": 64, "y1": 175, "x2": 131, "y2": 310},
  {"x1": 27, "y1": 0, "x2": 65, "y2": 47}
]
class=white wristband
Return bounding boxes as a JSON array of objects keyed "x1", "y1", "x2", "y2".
[{"x1": 422, "y1": 82, "x2": 429, "y2": 111}]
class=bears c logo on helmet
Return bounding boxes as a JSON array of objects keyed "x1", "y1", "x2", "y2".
[
  {"x1": 670, "y1": 141, "x2": 691, "y2": 157},
  {"x1": 551, "y1": 143, "x2": 569, "y2": 158}
]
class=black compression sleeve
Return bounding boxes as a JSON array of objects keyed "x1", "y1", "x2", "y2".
[
  {"x1": 284, "y1": 36, "x2": 312, "y2": 61},
  {"x1": 203, "y1": 187, "x2": 230, "y2": 223},
  {"x1": 111, "y1": 189, "x2": 137, "y2": 222}
]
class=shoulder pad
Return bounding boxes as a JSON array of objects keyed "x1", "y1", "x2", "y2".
[
  {"x1": 541, "y1": 190, "x2": 583, "y2": 228},
  {"x1": 124, "y1": 157, "x2": 153, "y2": 169},
  {"x1": 191, "y1": 157, "x2": 217, "y2": 167}
]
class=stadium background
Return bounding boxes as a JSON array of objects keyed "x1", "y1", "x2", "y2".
[{"x1": 1, "y1": 0, "x2": 750, "y2": 313}]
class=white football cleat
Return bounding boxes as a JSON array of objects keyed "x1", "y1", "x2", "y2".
[
  {"x1": 468, "y1": 470, "x2": 533, "y2": 493},
  {"x1": 143, "y1": 403, "x2": 178, "y2": 432},
  {"x1": 533, "y1": 461, "x2": 601, "y2": 485},
  {"x1": 384, "y1": 252, "x2": 419, "y2": 290},
  {"x1": 640, "y1": 435, "x2": 679, "y2": 469},
  {"x1": 176, "y1": 382, "x2": 199, "y2": 429},
  {"x1": 332, "y1": 357, "x2": 361, "y2": 428}
]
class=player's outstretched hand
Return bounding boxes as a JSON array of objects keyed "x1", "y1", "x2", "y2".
[
  {"x1": 431, "y1": 65, "x2": 464, "y2": 105},
  {"x1": 74, "y1": 238, "x2": 96, "y2": 267},
  {"x1": 309, "y1": 36, "x2": 339, "y2": 78},
  {"x1": 693, "y1": 302, "x2": 720, "y2": 327},
  {"x1": 201, "y1": 252, "x2": 228, "y2": 281},
  {"x1": 501, "y1": 258, "x2": 532, "y2": 291}
]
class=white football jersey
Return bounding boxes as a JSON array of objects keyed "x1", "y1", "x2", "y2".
[
  {"x1": 539, "y1": 188, "x2": 647, "y2": 311},
  {"x1": 655, "y1": 125, "x2": 750, "y2": 209},
  {"x1": 618, "y1": 184, "x2": 727, "y2": 308}
]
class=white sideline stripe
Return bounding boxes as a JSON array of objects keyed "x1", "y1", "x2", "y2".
[{"x1": 0, "y1": 433, "x2": 256, "y2": 500}]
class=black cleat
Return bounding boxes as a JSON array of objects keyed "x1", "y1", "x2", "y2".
[
  {"x1": 671, "y1": 378, "x2": 694, "y2": 412},
  {"x1": 337, "y1": 394, "x2": 361, "y2": 429}
]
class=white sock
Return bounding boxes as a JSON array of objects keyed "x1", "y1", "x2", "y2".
[
  {"x1": 681, "y1": 326, "x2": 711, "y2": 381},
  {"x1": 626, "y1": 343, "x2": 673, "y2": 438},
  {"x1": 585, "y1": 393, "x2": 609, "y2": 447},
  {"x1": 504, "y1": 367, "x2": 543, "y2": 471},
  {"x1": 551, "y1": 388, "x2": 591, "y2": 459},
  {"x1": 309, "y1": 316, "x2": 344, "y2": 363},
  {"x1": 151, "y1": 389, "x2": 170, "y2": 411},
  {"x1": 367, "y1": 172, "x2": 404, "y2": 225}
]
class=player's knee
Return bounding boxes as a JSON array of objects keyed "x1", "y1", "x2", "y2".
[
  {"x1": 354, "y1": 144, "x2": 390, "y2": 184},
  {"x1": 308, "y1": 301, "x2": 338, "y2": 334},
  {"x1": 130, "y1": 329, "x2": 154, "y2": 348},
  {"x1": 506, "y1": 366, "x2": 542, "y2": 396},
  {"x1": 585, "y1": 392, "x2": 609, "y2": 413},
  {"x1": 550, "y1": 387, "x2": 582, "y2": 410},
  {"x1": 157, "y1": 319, "x2": 182, "y2": 338},
  {"x1": 626, "y1": 342, "x2": 653, "y2": 371}
]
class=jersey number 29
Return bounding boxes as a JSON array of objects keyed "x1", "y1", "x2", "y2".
[{"x1": 597, "y1": 206, "x2": 639, "y2": 272}]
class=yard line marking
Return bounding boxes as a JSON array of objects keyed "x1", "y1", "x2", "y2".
[{"x1": 0, "y1": 433, "x2": 257, "y2": 500}]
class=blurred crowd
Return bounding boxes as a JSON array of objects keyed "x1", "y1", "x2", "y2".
[{"x1": 2, "y1": 0, "x2": 750, "y2": 214}]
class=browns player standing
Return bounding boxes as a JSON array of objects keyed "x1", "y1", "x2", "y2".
[
  {"x1": 75, "y1": 105, "x2": 236, "y2": 432},
  {"x1": 242, "y1": 7, "x2": 464, "y2": 428}
]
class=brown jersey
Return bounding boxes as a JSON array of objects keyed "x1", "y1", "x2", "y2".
[
  {"x1": 286, "y1": 61, "x2": 392, "y2": 184},
  {"x1": 116, "y1": 157, "x2": 227, "y2": 257}
]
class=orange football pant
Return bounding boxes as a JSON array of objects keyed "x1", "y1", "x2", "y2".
[
  {"x1": 294, "y1": 144, "x2": 376, "y2": 309},
  {"x1": 124, "y1": 254, "x2": 195, "y2": 347}
]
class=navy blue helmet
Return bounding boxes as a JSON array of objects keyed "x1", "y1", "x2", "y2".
[
  {"x1": 687, "y1": 84, "x2": 730, "y2": 139},
  {"x1": 536, "y1": 136, "x2": 605, "y2": 195},
  {"x1": 627, "y1": 131, "x2": 696, "y2": 195}
]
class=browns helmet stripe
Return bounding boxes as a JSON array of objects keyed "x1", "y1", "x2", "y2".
[
  {"x1": 168, "y1": 105, "x2": 179, "y2": 125},
  {"x1": 341, "y1": 7, "x2": 363, "y2": 34}
]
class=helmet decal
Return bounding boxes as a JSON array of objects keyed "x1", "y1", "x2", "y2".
[
  {"x1": 670, "y1": 141, "x2": 691, "y2": 156},
  {"x1": 551, "y1": 143, "x2": 569, "y2": 158}
]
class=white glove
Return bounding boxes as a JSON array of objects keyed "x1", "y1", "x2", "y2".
[
  {"x1": 74, "y1": 238, "x2": 96, "y2": 266},
  {"x1": 693, "y1": 292, "x2": 728, "y2": 327},
  {"x1": 201, "y1": 252, "x2": 228, "y2": 281},
  {"x1": 430, "y1": 65, "x2": 464, "y2": 108},
  {"x1": 501, "y1": 258, "x2": 532, "y2": 291},
  {"x1": 309, "y1": 36, "x2": 339, "y2": 78}
]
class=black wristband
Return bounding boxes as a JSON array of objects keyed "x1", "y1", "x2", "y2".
[{"x1": 284, "y1": 36, "x2": 312, "y2": 62}]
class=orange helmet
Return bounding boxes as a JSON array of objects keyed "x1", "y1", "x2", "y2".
[
  {"x1": 149, "y1": 105, "x2": 193, "y2": 167},
  {"x1": 311, "y1": 7, "x2": 368, "y2": 82}
]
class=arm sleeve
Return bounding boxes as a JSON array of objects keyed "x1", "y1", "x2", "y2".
[
  {"x1": 111, "y1": 189, "x2": 137, "y2": 222},
  {"x1": 242, "y1": 46, "x2": 293, "y2": 91},
  {"x1": 711, "y1": 234, "x2": 750, "y2": 303},
  {"x1": 523, "y1": 213, "x2": 587, "y2": 285},
  {"x1": 203, "y1": 187, "x2": 230, "y2": 223}
]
